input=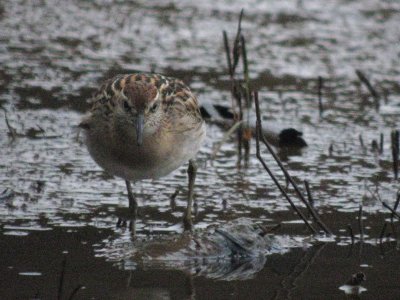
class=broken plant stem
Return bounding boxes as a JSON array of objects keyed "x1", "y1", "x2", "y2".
[
  {"x1": 379, "y1": 222, "x2": 387, "y2": 243},
  {"x1": 358, "y1": 204, "x2": 364, "y2": 241},
  {"x1": 232, "y1": 9, "x2": 244, "y2": 73},
  {"x1": 392, "y1": 191, "x2": 400, "y2": 222},
  {"x1": 304, "y1": 180, "x2": 315, "y2": 209},
  {"x1": 4, "y1": 111, "x2": 18, "y2": 140},
  {"x1": 241, "y1": 34, "x2": 251, "y2": 109},
  {"x1": 223, "y1": 30, "x2": 233, "y2": 78},
  {"x1": 383, "y1": 201, "x2": 400, "y2": 220},
  {"x1": 347, "y1": 224, "x2": 355, "y2": 245},
  {"x1": 254, "y1": 91, "x2": 332, "y2": 235},
  {"x1": 391, "y1": 130, "x2": 399, "y2": 180},
  {"x1": 318, "y1": 76, "x2": 323, "y2": 117},
  {"x1": 355, "y1": 69, "x2": 380, "y2": 110},
  {"x1": 58, "y1": 256, "x2": 67, "y2": 300},
  {"x1": 254, "y1": 91, "x2": 317, "y2": 234},
  {"x1": 68, "y1": 285, "x2": 84, "y2": 300}
]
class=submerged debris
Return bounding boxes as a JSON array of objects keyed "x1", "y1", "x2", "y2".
[
  {"x1": 346, "y1": 272, "x2": 366, "y2": 286},
  {"x1": 339, "y1": 272, "x2": 367, "y2": 296},
  {"x1": 97, "y1": 219, "x2": 312, "y2": 280},
  {"x1": 0, "y1": 188, "x2": 15, "y2": 201}
]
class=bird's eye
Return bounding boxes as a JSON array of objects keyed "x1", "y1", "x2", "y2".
[
  {"x1": 123, "y1": 100, "x2": 131, "y2": 111},
  {"x1": 150, "y1": 102, "x2": 159, "y2": 112}
]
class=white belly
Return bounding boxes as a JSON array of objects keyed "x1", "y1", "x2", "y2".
[{"x1": 84, "y1": 122, "x2": 206, "y2": 182}]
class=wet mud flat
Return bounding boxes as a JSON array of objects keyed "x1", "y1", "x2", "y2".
[{"x1": 1, "y1": 0, "x2": 400, "y2": 299}]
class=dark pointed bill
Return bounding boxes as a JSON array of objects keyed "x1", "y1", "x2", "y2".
[{"x1": 135, "y1": 113, "x2": 144, "y2": 146}]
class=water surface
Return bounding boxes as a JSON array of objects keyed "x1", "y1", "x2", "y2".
[{"x1": 1, "y1": 0, "x2": 400, "y2": 299}]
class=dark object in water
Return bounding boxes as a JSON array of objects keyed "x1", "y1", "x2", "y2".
[
  {"x1": 200, "y1": 104, "x2": 234, "y2": 120},
  {"x1": 346, "y1": 272, "x2": 366, "y2": 286},
  {"x1": 339, "y1": 271, "x2": 367, "y2": 296},
  {"x1": 211, "y1": 104, "x2": 235, "y2": 119},
  {"x1": 200, "y1": 102, "x2": 307, "y2": 148},
  {"x1": 279, "y1": 128, "x2": 307, "y2": 148}
]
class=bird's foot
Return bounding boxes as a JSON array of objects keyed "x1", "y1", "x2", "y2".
[{"x1": 183, "y1": 212, "x2": 193, "y2": 232}]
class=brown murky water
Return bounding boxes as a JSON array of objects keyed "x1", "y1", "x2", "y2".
[{"x1": 1, "y1": 0, "x2": 400, "y2": 299}]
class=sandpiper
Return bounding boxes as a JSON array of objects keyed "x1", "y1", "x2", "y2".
[{"x1": 79, "y1": 72, "x2": 206, "y2": 230}]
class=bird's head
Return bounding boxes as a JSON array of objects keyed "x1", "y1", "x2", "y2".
[{"x1": 120, "y1": 81, "x2": 162, "y2": 146}]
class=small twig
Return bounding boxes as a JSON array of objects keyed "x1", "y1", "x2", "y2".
[
  {"x1": 222, "y1": 30, "x2": 238, "y2": 122},
  {"x1": 68, "y1": 285, "x2": 84, "y2": 300},
  {"x1": 380, "y1": 133, "x2": 384, "y2": 154},
  {"x1": 358, "y1": 204, "x2": 364, "y2": 241},
  {"x1": 236, "y1": 86, "x2": 243, "y2": 161},
  {"x1": 223, "y1": 9, "x2": 247, "y2": 165},
  {"x1": 232, "y1": 9, "x2": 244, "y2": 73},
  {"x1": 390, "y1": 221, "x2": 398, "y2": 241},
  {"x1": 254, "y1": 91, "x2": 317, "y2": 234},
  {"x1": 347, "y1": 224, "x2": 355, "y2": 245},
  {"x1": 223, "y1": 31, "x2": 233, "y2": 78},
  {"x1": 58, "y1": 256, "x2": 67, "y2": 300},
  {"x1": 383, "y1": 201, "x2": 400, "y2": 220},
  {"x1": 359, "y1": 134, "x2": 365, "y2": 149},
  {"x1": 255, "y1": 91, "x2": 331, "y2": 235},
  {"x1": 365, "y1": 184, "x2": 383, "y2": 203},
  {"x1": 318, "y1": 76, "x2": 323, "y2": 117},
  {"x1": 366, "y1": 187, "x2": 400, "y2": 224},
  {"x1": 169, "y1": 187, "x2": 180, "y2": 210},
  {"x1": 355, "y1": 69, "x2": 380, "y2": 109},
  {"x1": 170, "y1": 187, "x2": 180, "y2": 201},
  {"x1": 379, "y1": 222, "x2": 387, "y2": 244},
  {"x1": 304, "y1": 180, "x2": 314, "y2": 209},
  {"x1": 193, "y1": 201, "x2": 198, "y2": 217},
  {"x1": 391, "y1": 130, "x2": 399, "y2": 180},
  {"x1": 4, "y1": 111, "x2": 18, "y2": 140},
  {"x1": 241, "y1": 34, "x2": 251, "y2": 109},
  {"x1": 240, "y1": 34, "x2": 251, "y2": 161},
  {"x1": 392, "y1": 191, "x2": 400, "y2": 222},
  {"x1": 304, "y1": 180, "x2": 315, "y2": 220}
]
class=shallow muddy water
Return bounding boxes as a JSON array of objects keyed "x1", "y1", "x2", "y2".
[{"x1": 1, "y1": 0, "x2": 400, "y2": 299}]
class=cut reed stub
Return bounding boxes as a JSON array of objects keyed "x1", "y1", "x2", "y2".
[
  {"x1": 318, "y1": 76, "x2": 323, "y2": 117},
  {"x1": 355, "y1": 69, "x2": 380, "y2": 110},
  {"x1": 391, "y1": 130, "x2": 399, "y2": 180}
]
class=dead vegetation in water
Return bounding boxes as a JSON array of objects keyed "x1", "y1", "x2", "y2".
[
  {"x1": 222, "y1": 9, "x2": 252, "y2": 165},
  {"x1": 220, "y1": 10, "x2": 332, "y2": 235},
  {"x1": 3, "y1": 109, "x2": 61, "y2": 140},
  {"x1": 56, "y1": 255, "x2": 85, "y2": 300},
  {"x1": 217, "y1": 10, "x2": 400, "y2": 241},
  {"x1": 356, "y1": 69, "x2": 380, "y2": 110},
  {"x1": 254, "y1": 91, "x2": 331, "y2": 235}
]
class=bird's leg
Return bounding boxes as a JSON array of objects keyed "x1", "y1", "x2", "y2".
[
  {"x1": 183, "y1": 159, "x2": 197, "y2": 231},
  {"x1": 125, "y1": 180, "x2": 138, "y2": 236},
  {"x1": 125, "y1": 180, "x2": 138, "y2": 217},
  {"x1": 129, "y1": 218, "x2": 136, "y2": 236}
]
